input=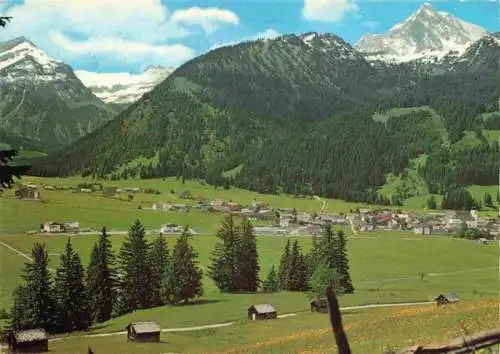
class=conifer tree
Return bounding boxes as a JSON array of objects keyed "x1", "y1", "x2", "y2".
[
  {"x1": 307, "y1": 233, "x2": 322, "y2": 277},
  {"x1": 277, "y1": 239, "x2": 291, "y2": 290},
  {"x1": 149, "y1": 234, "x2": 170, "y2": 306},
  {"x1": 11, "y1": 243, "x2": 55, "y2": 331},
  {"x1": 53, "y1": 238, "x2": 90, "y2": 332},
  {"x1": 262, "y1": 265, "x2": 279, "y2": 292},
  {"x1": 334, "y1": 231, "x2": 354, "y2": 294},
  {"x1": 236, "y1": 217, "x2": 260, "y2": 292},
  {"x1": 117, "y1": 219, "x2": 152, "y2": 311},
  {"x1": 208, "y1": 215, "x2": 239, "y2": 292},
  {"x1": 86, "y1": 227, "x2": 117, "y2": 322},
  {"x1": 288, "y1": 240, "x2": 309, "y2": 291},
  {"x1": 167, "y1": 226, "x2": 204, "y2": 303},
  {"x1": 10, "y1": 286, "x2": 30, "y2": 330}
]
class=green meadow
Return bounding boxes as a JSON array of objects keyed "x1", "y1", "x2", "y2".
[
  {"x1": 38, "y1": 298, "x2": 500, "y2": 353},
  {"x1": 1, "y1": 176, "x2": 498, "y2": 353},
  {"x1": 0, "y1": 231, "x2": 496, "y2": 327}
]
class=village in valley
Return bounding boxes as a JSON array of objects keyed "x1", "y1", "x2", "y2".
[{"x1": 16, "y1": 182, "x2": 499, "y2": 244}]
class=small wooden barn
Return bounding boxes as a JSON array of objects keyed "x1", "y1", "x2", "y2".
[
  {"x1": 433, "y1": 292, "x2": 460, "y2": 306},
  {"x1": 248, "y1": 304, "x2": 277, "y2": 320},
  {"x1": 126, "y1": 321, "x2": 161, "y2": 343},
  {"x1": 6, "y1": 328, "x2": 48, "y2": 353},
  {"x1": 310, "y1": 299, "x2": 329, "y2": 313}
]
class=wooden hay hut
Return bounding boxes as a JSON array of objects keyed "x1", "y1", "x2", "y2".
[
  {"x1": 432, "y1": 292, "x2": 460, "y2": 306},
  {"x1": 6, "y1": 328, "x2": 48, "y2": 353},
  {"x1": 247, "y1": 304, "x2": 277, "y2": 320},
  {"x1": 126, "y1": 321, "x2": 161, "y2": 343},
  {"x1": 310, "y1": 299, "x2": 329, "y2": 313}
]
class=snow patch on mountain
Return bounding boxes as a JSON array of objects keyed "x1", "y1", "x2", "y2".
[
  {"x1": 354, "y1": 3, "x2": 487, "y2": 63},
  {"x1": 0, "y1": 38, "x2": 60, "y2": 72},
  {"x1": 75, "y1": 65, "x2": 174, "y2": 105}
]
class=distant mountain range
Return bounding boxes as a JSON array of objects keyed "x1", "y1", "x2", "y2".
[
  {"x1": 75, "y1": 65, "x2": 174, "y2": 106},
  {"x1": 0, "y1": 37, "x2": 115, "y2": 153}
]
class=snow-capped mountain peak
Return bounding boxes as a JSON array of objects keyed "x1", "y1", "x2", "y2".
[
  {"x1": 0, "y1": 36, "x2": 61, "y2": 72},
  {"x1": 354, "y1": 3, "x2": 487, "y2": 63},
  {"x1": 75, "y1": 65, "x2": 174, "y2": 105}
]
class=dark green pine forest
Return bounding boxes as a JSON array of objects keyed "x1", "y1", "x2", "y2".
[{"x1": 27, "y1": 32, "x2": 500, "y2": 204}]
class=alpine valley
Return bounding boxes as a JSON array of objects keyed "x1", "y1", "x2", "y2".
[{"x1": 9, "y1": 3, "x2": 500, "y2": 204}]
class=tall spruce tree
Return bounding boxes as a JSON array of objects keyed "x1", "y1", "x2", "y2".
[
  {"x1": 307, "y1": 233, "x2": 322, "y2": 278},
  {"x1": 167, "y1": 226, "x2": 204, "y2": 303},
  {"x1": 277, "y1": 239, "x2": 292, "y2": 290},
  {"x1": 149, "y1": 234, "x2": 170, "y2": 306},
  {"x1": 262, "y1": 265, "x2": 279, "y2": 292},
  {"x1": 86, "y1": 227, "x2": 116, "y2": 322},
  {"x1": 117, "y1": 219, "x2": 152, "y2": 311},
  {"x1": 334, "y1": 231, "x2": 354, "y2": 294},
  {"x1": 208, "y1": 215, "x2": 239, "y2": 292},
  {"x1": 53, "y1": 238, "x2": 90, "y2": 332},
  {"x1": 11, "y1": 243, "x2": 55, "y2": 331},
  {"x1": 10, "y1": 286, "x2": 30, "y2": 330},
  {"x1": 236, "y1": 217, "x2": 260, "y2": 292},
  {"x1": 287, "y1": 240, "x2": 309, "y2": 291}
]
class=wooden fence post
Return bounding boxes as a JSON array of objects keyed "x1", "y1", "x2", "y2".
[{"x1": 326, "y1": 285, "x2": 352, "y2": 354}]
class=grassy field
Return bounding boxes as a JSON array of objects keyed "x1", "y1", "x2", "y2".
[
  {"x1": 0, "y1": 230, "x2": 497, "y2": 325},
  {"x1": 1, "y1": 176, "x2": 498, "y2": 352},
  {"x1": 1, "y1": 175, "x2": 390, "y2": 235},
  {"x1": 43, "y1": 298, "x2": 500, "y2": 353}
]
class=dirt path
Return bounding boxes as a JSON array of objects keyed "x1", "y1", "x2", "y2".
[{"x1": 0, "y1": 301, "x2": 434, "y2": 349}]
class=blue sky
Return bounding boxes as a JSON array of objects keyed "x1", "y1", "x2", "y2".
[{"x1": 0, "y1": 0, "x2": 497, "y2": 74}]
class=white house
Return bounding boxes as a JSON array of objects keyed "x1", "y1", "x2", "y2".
[{"x1": 42, "y1": 222, "x2": 65, "y2": 233}]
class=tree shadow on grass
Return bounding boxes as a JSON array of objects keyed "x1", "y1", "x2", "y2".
[
  {"x1": 89, "y1": 324, "x2": 110, "y2": 331},
  {"x1": 175, "y1": 299, "x2": 227, "y2": 307}
]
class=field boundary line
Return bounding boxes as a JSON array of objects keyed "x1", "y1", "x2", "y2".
[{"x1": 0, "y1": 240, "x2": 56, "y2": 272}]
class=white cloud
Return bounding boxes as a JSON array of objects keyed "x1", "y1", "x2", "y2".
[
  {"x1": 209, "y1": 28, "x2": 281, "y2": 51},
  {"x1": 0, "y1": 0, "x2": 240, "y2": 70},
  {"x1": 170, "y1": 7, "x2": 240, "y2": 34},
  {"x1": 50, "y1": 32, "x2": 195, "y2": 68},
  {"x1": 302, "y1": 0, "x2": 359, "y2": 22},
  {"x1": 2, "y1": 0, "x2": 188, "y2": 42}
]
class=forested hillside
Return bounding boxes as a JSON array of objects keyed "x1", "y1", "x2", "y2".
[{"x1": 27, "y1": 32, "x2": 499, "y2": 204}]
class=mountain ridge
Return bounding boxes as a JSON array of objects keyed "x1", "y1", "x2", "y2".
[
  {"x1": 0, "y1": 36, "x2": 116, "y2": 153},
  {"x1": 27, "y1": 28, "x2": 499, "y2": 204}
]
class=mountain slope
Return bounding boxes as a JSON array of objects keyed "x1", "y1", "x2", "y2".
[
  {"x1": 448, "y1": 32, "x2": 500, "y2": 72},
  {"x1": 173, "y1": 32, "x2": 407, "y2": 122},
  {"x1": 355, "y1": 3, "x2": 487, "y2": 63},
  {"x1": 75, "y1": 65, "x2": 174, "y2": 107},
  {"x1": 29, "y1": 30, "x2": 499, "y2": 204},
  {"x1": 0, "y1": 37, "x2": 116, "y2": 153}
]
